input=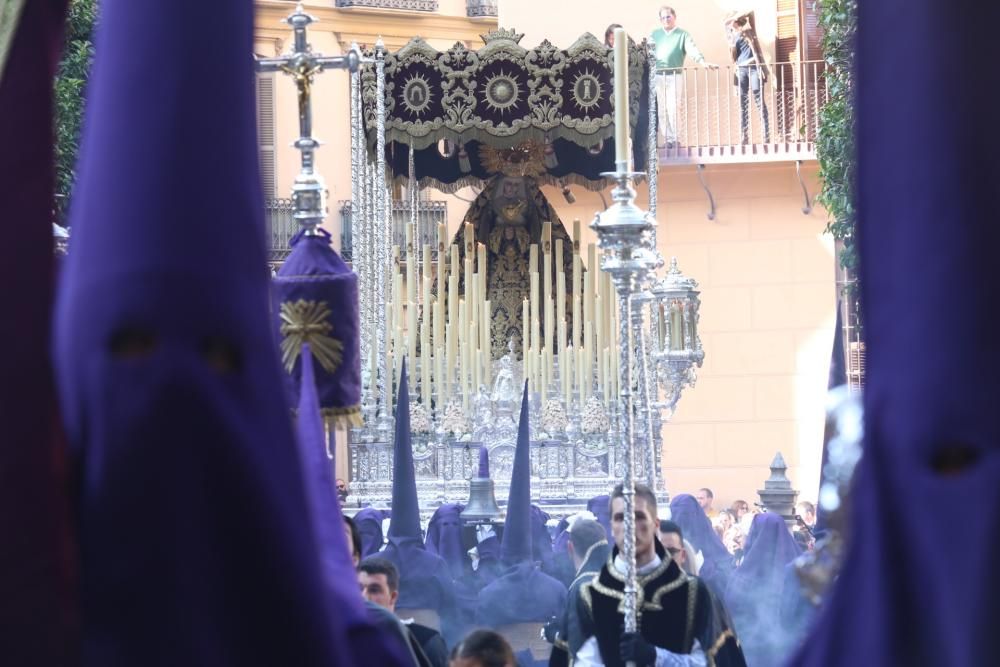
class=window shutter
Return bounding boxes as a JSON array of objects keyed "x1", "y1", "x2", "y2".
[
  {"x1": 256, "y1": 74, "x2": 276, "y2": 200},
  {"x1": 776, "y1": 0, "x2": 800, "y2": 69},
  {"x1": 802, "y1": 0, "x2": 823, "y2": 61}
]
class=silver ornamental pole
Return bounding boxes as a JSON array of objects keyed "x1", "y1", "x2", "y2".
[
  {"x1": 646, "y1": 40, "x2": 658, "y2": 220},
  {"x1": 591, "y1": 28, "x2": 658, "y2": 647},
  {"x1": 642, "y1": 39, "x2": 664, "y2": 494},
  {"x1": 631, "y1": 290, "x2": 658, "y2": 491},
  {"x1": 375, "y1": 39, "x2": 393, "y2": 430},
  {"x1": 350, "y1": 45, "x2": 370, "y2": 400}
]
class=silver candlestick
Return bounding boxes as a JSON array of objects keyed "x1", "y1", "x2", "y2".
[{"x1": 590, "y1": 162, "x2": 658, "y2": 639}]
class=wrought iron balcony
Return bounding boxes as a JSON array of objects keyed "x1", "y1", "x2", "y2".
[
  {"x1": 466, "y1": 0, "x2": 497, "y2": 18},
  {"x1": 654, "y1": 59, "x2": 828, "y2": 164},
  {"x1": 339, "y1": 199, "x2": 449, "y2": 261},
  {"x1": 335, "y1": 0, "x2": 438, "y2": 11},
  {"x1": 265, "y1": 197, "x2": 296, "y2": 263},
  {"x1": 266, "y1": 198, "x2": 450, "y2": 266}
]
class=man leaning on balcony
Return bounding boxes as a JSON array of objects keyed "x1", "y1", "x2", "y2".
[{"x1": 651, "y1": 6, "x2": 716, "y2": 149}]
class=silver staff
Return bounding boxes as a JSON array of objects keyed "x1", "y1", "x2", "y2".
[
  {"x1": 590, "y1": 77, "x2": 659, "y2": 643},
  {"x1": 256, "y1": 3, "x2": 360, "y2": 235}
]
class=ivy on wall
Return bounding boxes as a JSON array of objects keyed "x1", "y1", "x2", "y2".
[
  {"x1": 54, "y1": 0, "x2": 96, "y2": 223},
  {"x1": 815, "y1": 0, "x2": 857, "y2": 281}
]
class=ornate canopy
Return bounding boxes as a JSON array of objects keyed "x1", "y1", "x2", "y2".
[{"x1": 362, "y1": 28, "x2": 653, "y2": 192}]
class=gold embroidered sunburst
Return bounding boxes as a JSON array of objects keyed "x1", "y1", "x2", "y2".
[
  {"x1": 279, "y1": 299, "x2": 345, "y2": 374},
  {"x1": 478, "y1": 141, "x2": 547, "y2": 178}
]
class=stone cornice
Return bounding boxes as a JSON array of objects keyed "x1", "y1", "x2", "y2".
[{"x1": 255, "y1": 1, "x2": 498, "y2": 52}]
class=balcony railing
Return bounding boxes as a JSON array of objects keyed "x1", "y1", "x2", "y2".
[
  {"x1": 466, "y1": 0, "x2": 498, "y2": 18},
  {"x1": 339, "y1": 199, "x2": 449, "y2": 261},
  {"x1": 335, "y1": 0, "x2": 438, "y2": 11},
  {"x1": 266, "y1": 199, "x2": 450, "y2": 266},
  {"x1": 655, "y1": 60, "x2": 828, "y2": 164},
  {"x1": 265, "y1": 197, "x2": 296, "y2": 263}
]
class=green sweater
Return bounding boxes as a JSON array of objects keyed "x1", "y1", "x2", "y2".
[{"x1": 651, "y1": 27, "x2": 705, "y2": 70}]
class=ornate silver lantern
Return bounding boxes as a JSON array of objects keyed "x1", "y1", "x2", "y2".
[{"x1": 650, "y1": 257, "x2": 705, "y2": 415}]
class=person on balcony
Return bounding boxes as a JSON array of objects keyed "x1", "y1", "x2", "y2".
[
  {"x1": 725, "y1": 10, "x2": 771, "y2": 144},
  {"x1": 604, "y1": 23, "x2": 622, "y2": 48},
  {"x1": 651, "y1": 6, "x2": 716, "y2": 148}
]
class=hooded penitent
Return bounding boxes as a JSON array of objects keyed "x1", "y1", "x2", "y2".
[
  {"x1": 273, "y1": 227, "x2": 361, "y2": 426},
  {"x1": 791, "y1": 2, "x2": 1000, "y2": 665},
  {"x1": 425, "y1": 503, "x2": 467, "y2": 578},
  {"x1": 476, "y1": 383, "x2": 566, "y2": 628},
  {"x1": 296, "y1": 346, "x2": 410, "y2": 666},
  {"x1": 376, "y1": 361, "x2": 457, "y2": 631},
  {"x1": 0, "y1": 1, "x2": 78, "y2": 661},
  {"x1": 669, "y1": 493, "x2": 735, "y2": 596},
  {"x1": 354, "y1": 507, "x2": 389, "y2": 558},
  {"x1": 52, "y1": 0, "x2": 350, "y2": 662},
  {"x1": 724, "y1": 512, "x2": 801, "y2": 667},
  {"x1": 586, "y1": 494, "x2": 612, "y2": 540}
]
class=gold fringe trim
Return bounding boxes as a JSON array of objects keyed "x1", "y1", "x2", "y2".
[{"x1": 321, "y1": 405, "x2": 363, "y2": 429}]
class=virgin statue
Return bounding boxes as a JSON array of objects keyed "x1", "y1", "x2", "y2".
[{"x1": 453, "y1": 163, "x2": 575, "y2": 360}]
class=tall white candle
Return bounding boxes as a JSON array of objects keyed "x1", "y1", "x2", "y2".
[
  {"x1": 437, "y1": 223, "x2": 447, "y2": 309},
  {"x1": 613, "y1": 27, "x2": 630, "y2": 167},
  {"x1": 595, "y1": 294, "x2": 604, "y2": 396},
  {"x1": 540, "y1": 347, "x2": 548, "y2": 410},
  {"x1": 458, "y1": 300, "x2": 467, "y2": 392},
  {"x1": 394, "y1": 273, "x2": 404, "y2": 340},
  {"x1": 406, "y1": 235, "x2": 416, "y2": 307},
  {"x1": 448, "y1": 275, "x2": 459, "y2": 366},
  {"x1": 557, "y1": 272, "x2": 566, "y2": 350},
  {"x1": 522, "y1": 299, "x2": 530, "y2": 362},
  {"x1": 530, "y1": 273, "x2": 540, "y2": 354},
  {"x1": 572, "y1": 255, "x2": 582, "y2": 348},
  {"x1": 421, "y1": 317, "x2": 430, "y2": 406},
  {"x1": 470, "y1": 321, "x2": 479, "y2": 391},
  {"x1": 470, "y1": 272, "x2": 479, "y2": 337},
  {"x1": 408, "y1": 304, "x2": 417, "y2": 390},
  {"x1": 542, "y1": 223, "x2": 553, "y2": 359},
  {"x1": 461, "y1": 341, "x2": 469, "y2": 411},
  {"x1": 422, "y1": 243, "x2": 431, "y2": 279},
  {"x1": 482, "y1": 299, "x2": 491, "y2": 379},
  {"x1": 444, "y1": 321, "x2": 453, "y2": 398},
  {"x1": 464, "y1": 258, "x2": 473, "y2": 316},
  {"x1": 559, "y1": 319, "x2": 569, "y2": 405},
  {"x1": 436, "y1": 345, "x2": 446, "y2": 406},
  {"x1": 434, "y1": 301, "x2": 443, "y2": 363}
]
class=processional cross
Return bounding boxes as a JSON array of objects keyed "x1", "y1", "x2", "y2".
[{"x1": 256, "y1": 3, "x2": 360, "y2": 235}]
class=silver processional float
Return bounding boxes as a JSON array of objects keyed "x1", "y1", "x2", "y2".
[{"x1": 259, "y1": 4, "x2": 709, "y2": 639}]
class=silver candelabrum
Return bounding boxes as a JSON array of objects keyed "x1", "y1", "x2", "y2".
[{"x1": 590, "y1": 160, "x2": 658, "y2": 639}]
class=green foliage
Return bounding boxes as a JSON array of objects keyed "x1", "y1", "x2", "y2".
[
  {"x1": 815, "y1": 0, "x2": 858, "y2": 277},
  {"x1": 53, "y1": 0, "x2": 97, "y2": 222}
]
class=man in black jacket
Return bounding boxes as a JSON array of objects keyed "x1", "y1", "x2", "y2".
[
  {"x1": 360, "y1": 558, "x2": 449, "y2": 667},
  {"x1": 548, "y1": 518, "x2": 611, "y2": 667},
  {"x1": 574, "y1": 484, "x2": 746, "y2": 667}
]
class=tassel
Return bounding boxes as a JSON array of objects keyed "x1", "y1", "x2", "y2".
[
  {"x1": 458, "y1": 144, "x2": 471, "y2": 173},
  {"x1": 561, "y1": 181, "x2": 576, "y2": 204},
  {"x1": 543, "y1": 138, "x2": 558, "y2": 169}
]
